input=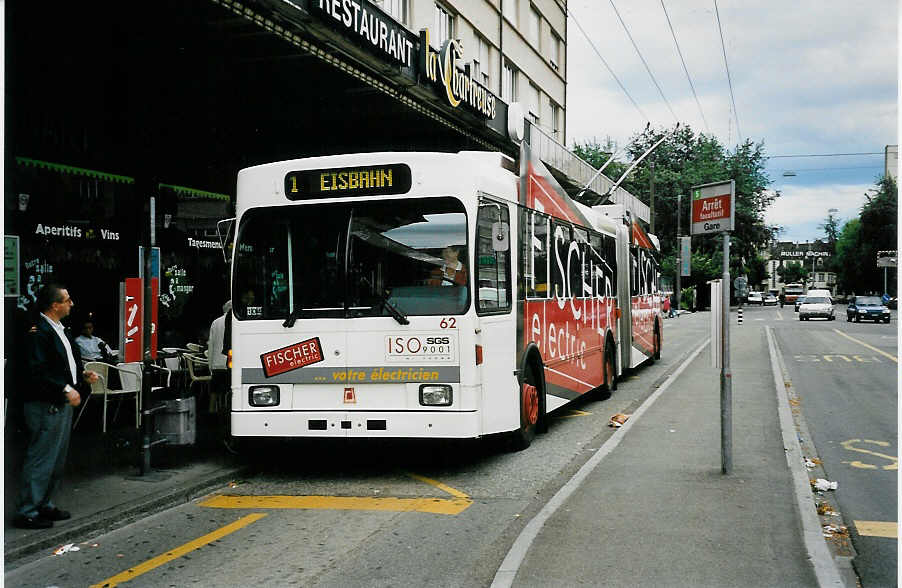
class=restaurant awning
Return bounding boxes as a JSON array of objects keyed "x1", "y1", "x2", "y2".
[
  {"x1": 15, "y1": 156, "x2": 135, "y2": 184},
  {"x1": 158, "y1": 183, "x2": 230, "y2": 202}
]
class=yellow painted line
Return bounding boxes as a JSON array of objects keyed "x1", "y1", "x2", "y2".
[
  {"x1": 832, "y1": 329, "x2": 897, "y2": 363},
  {"x1": 90, "y1": 513, "x2": 265, "y2": 587},
  {"x1": 554, "y1": 409, "x2": 592, "y2": 419},
  {"x1": 840, "y1": 439, "x2": 898, "y2": 470},
  {"x1": 198, "y1": 494, "x2": 471, "y2": 515},
  {"x1": 854, "y1": 520, "x2": 898, "y2": 538},
  {"x1": 405, "y1": 472, "x2": 471, "y2": 500}
]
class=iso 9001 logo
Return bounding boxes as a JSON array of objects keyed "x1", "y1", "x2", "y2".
[{"x1": 385, "y1": 335, "x2": 456, "y2": 362}]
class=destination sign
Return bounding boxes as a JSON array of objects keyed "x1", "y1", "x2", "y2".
[{"x1": 285, "y1": 164, "x2": 412, "y2": 200}]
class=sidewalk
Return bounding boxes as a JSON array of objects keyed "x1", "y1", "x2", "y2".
[
  {"x1": 4, "y1": 407, "x2": 249, "y2": 565},
  {"x1": 506, "y1": 319, "x2": 839, "y2": 587}
]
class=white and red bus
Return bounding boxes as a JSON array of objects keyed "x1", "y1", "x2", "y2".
[{"x1": 228, "y1": 147, "x2": 662, "y2": 448}]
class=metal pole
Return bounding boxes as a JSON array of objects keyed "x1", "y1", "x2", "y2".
[
  {"x1": 721, "y1": 232, "x2": 732, "y2": 474},
  {"x1": 884, "y1": 266, "x2": 888, "y2": 296},
  {"x1": 675, "y1": 194, "x2": 681, "y2": 314},
  {"x1": 649, "y1": 156, "x2": 655, "y2": 234},
  {"x1": 140, "y1": 196, "x2": 155, "y2": 475}
]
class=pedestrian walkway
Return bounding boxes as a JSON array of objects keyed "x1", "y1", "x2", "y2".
[
  {"x1": 503, "y1": 321, "x2": 834, "y2": 587},
  {"x1": 4, "y1": 410, "x2": 248, "y2": 565}
]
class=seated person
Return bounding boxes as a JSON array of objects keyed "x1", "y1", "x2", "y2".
[
  {"x1": 427, "y1": 246, "x2": 467, "y2": 287},
  {"x1": 75, "y1": 320, "x2": 114, "y2": 363}
]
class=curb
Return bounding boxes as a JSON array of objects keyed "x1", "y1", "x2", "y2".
[
  {"x1": 765, "y1": 326, "x2": 846, "y2": 587},
  {"x1": 4, "y1": 464, "x2": 252, "y2": 565}
]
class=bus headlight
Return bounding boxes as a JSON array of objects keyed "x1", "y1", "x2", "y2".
[
  {"x1": 249, "y1": 385, "x2": 280, "y2": 407},
  {"x1": 419, "y1": 384, "x2": 452, "y2": 406}
]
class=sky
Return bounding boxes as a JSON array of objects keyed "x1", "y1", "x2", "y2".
[{"x1": 564, "y1": 0, "x2": 898, "y2": 244}]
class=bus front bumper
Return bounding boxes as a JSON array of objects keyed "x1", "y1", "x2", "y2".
[{"x1": 231, "y1": 410, "x2": 481, "y2": 438}]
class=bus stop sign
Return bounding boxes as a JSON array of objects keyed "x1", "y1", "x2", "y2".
[{"x1": 691, "y1": 180, "x2": 735, "y2": 235}]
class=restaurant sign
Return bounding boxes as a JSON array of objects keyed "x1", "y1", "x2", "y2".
[
  {"x1": 311, "y1": 0, "x2": 416, "y2": 68},
  {"x1": 420, "y1": 32, "x2": 497, "y2": 120}
]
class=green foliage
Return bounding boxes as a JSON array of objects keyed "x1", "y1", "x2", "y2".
[
  {"x1": 572, "y1": 125, "x2": 779, "y2": 295},
  {"x1": 776, "y1": 261, "x2": 808, "y2": 284},
  {"x1": 833, "y1": 175, "x2": 897, "y2": 294}
]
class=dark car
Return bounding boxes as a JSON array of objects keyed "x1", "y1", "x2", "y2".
[
  {"x1": 794, "y1": 296, "x2": 806, "y2": 312},
  {"x1": 846, "y1": 296, "x2": 891, "y2": 323}
]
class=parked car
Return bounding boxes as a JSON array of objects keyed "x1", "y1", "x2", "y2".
[
  {"x1": 763, "y1": 293, "x2": 778, "y2": 306},
  {"x1": 747, "y1": 291, "x2": 763, "y2": 305},
  {"x1": 846, "y1": 296, "x2": 891, "y2": 323},
  {"x1": 799, "y1": 296, "x2": 834, "y2": 321},
  {"x1": 794, "y1": 296, "x2": 806, "y2": 312},
  {"x1": 888, "y1": 297, "x2": 897, "y2": 310}
]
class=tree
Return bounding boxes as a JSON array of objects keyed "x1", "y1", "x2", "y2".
[
  {"x1": 777, "y1": 261, "x2": 808, "y2": 284},
  {"x1": 573, "y1": 125, "x2": 779, "y2": 302},
  {"x1": 833, "y1": 175, "x2": 897, "y2": 294}
]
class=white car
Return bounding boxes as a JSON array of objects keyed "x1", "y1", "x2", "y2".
[
  {"x1": 763, "y1": 293, "x2": 778, "y2": 306},
  {"x1": 747, "y1": 291, "x2": 763, "y2": 305},
  {"x1": 799, "y1": 296, "x2": 835, "y2": 321}
]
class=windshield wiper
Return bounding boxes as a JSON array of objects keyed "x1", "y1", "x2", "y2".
[
  {"x1": 359, "y1": 276, "x2": 409, "y2": 325},
  {"x1": 282, "y1": 307, "x2": 312, "y2": 328}
]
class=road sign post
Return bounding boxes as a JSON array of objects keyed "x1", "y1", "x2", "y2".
[{"x1": 692, "y1": 180, "x2": 735, "y2": 475}]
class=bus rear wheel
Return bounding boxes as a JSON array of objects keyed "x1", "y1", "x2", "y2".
[{"x1": 511, "y1": 365, "x2": 541, "y2": 451}]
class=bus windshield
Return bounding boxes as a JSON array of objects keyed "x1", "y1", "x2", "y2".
[{"x1": 233, "y1": 197, "x2": 469, "y2": 320}]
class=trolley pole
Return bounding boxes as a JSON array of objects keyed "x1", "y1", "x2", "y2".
[{"x1": 721, "y1": 232, "x2": 732, "y2": 475}]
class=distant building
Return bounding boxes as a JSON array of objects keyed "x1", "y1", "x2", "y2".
[
  {"x1": 886, "y1": 145, "x2": 898, "y2": 180},
  {"x1": 764, "y1": 241, "x2": 836, "y2": 295}
]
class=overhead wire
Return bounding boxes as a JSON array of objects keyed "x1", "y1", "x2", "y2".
[
  {"x1": 660, "y1": 0, "x2": 710, "y2": 134},
  {"x1": 713, "y1": 0, "x2": 741, "y2": 142},
  {"x1": 768, "y1": 152, "x2": 883, "y2": 158},
  {"x1": 567, "y1": 4, "x2": 649, "y2": 123},
  {"x1": 608, "y1": 0, "x2": 678, "y2": 122}
]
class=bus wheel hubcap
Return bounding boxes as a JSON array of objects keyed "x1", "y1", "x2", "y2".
[{"x1": 523, "y1": 384, "x2": 538, "y2": 426}]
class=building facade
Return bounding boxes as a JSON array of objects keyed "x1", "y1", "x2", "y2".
[
  {"x1": 5, "y1": 0, "x2": 638, "y2": 348},
  {"x1": 764, "y1": 241, "x2": 836, "y2": 296}
]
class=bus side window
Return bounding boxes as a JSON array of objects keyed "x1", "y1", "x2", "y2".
[
  {"x1": 476, "y1": 200, "x2": 511, "y2": 314},
  {"x1": 521, "y1": 209, "x2": 548, "y2": 300}
]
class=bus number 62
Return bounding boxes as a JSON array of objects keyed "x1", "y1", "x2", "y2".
[{"x1": 439, "y1": 317, "x2": 457, "y2": 329}]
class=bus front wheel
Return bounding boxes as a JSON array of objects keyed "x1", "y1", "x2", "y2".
[{"x1": 511, "y1": 365, "x2": 542, "y2": 451}]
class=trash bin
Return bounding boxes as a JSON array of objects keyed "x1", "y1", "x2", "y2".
[{"x1": 155, "y1": 396, "x2": 196, "y2": 445}]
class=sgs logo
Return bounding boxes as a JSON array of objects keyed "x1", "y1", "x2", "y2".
[{"x1": 386, "y1": 335, "x2": 454, "y2": 359}]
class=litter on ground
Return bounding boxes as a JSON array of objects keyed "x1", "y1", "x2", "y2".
[
  {"x1": 609, "y1": 413, "x2": 631, "y2": 428},
  {"x1": 52, "y1": 543, "x2": 80, "y2": 556},
  {"x1": 811, "y1": 478, "x2": 838, "y2": 492}
]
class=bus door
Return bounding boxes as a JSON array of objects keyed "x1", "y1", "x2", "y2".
[{"x1": 474, "y1": 197, "x2": 517, "y2": 434}]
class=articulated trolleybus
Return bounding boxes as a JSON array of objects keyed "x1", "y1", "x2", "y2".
[{"x1": 229, "y1": 148, "x2": 662, "y2": 448}]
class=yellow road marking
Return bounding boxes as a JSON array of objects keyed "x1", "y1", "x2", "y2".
[
  {"x1": 840, "y1": 439, "x2": 898, "y2": 470},
  {"x1": 404, "y1": 472, "x2": 470, "y2": 500},
  {"x1": 832, "y1": 329, "x2": 898, "y2": 363},
  {"x1": 200, "y1": 472, "x2": 472, "y2": 515},
  {"x1": 854, "y1": 521, "x2": 898, "y2": 538},
  {"x1": 198, "y1": 494, "x2": 471, "y2": 515},
  {"x1": 554, "y1": 409, "x2": 592, "y2": 419},
  {"x1": 90, "y1": 513, "x2": 265, "y2": 587}
]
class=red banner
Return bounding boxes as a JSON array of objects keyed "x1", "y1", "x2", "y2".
[{"x1": 123, "y1": 278, "x2": 143, "y2": 363}]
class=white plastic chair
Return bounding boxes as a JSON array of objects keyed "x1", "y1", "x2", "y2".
[
  {"x1": 76, "y1": 361, "x2": 141, "y2": 433},
  {"x1": 184, "y1": 352, "x2": 212, "y2": 397}
]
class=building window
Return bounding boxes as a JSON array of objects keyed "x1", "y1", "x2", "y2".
[
  {"x1": 503, "y1": 0, "x2": 518, "y2": 26},
  {"x1": 550, "y1": 101, "x2": 560, "y2": 140},
  {"x1": 473, "y1": 35, "x2": 491, "y2": 88},
  {"x1": 549, "y1": 32, "x2": 561, "y2": 70},
  {"x1": 502, "y1": 59, "x2": 518, "y2": 102},
  {"x1": 375, "y1": 0, "x2": 408, "y2": 25},
  {"x1": 528, "y1": 83, "x2": 540, "y2": 125},
  {"x1": 434, "y1": 3, "x2": 454, "y2": 46},
  {"x1": 529, "y1": 6, "x2": 541, "y2": 48}
]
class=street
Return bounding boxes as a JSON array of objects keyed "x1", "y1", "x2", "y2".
[
  {"x1": 750, "y1": 303, "x2": 898, "y2": 587},
  {"x1": 5, "y1": 316, "x2": 712, "y2": 587},
  {"x1": 4, "y1": 308, "x2": 895, "y2": 587}
]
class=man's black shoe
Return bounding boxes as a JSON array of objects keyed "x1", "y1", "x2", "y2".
[
  {"x1": 13, "y1": 515, "x2": 53, "y2": 529},
  {"x1": 39, "y1": 507, "x2": 71, "y2": 521}
]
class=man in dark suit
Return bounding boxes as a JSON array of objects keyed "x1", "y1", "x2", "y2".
[{"x1": 13, "y1": 283, "x2": 99, "y2": 529}]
